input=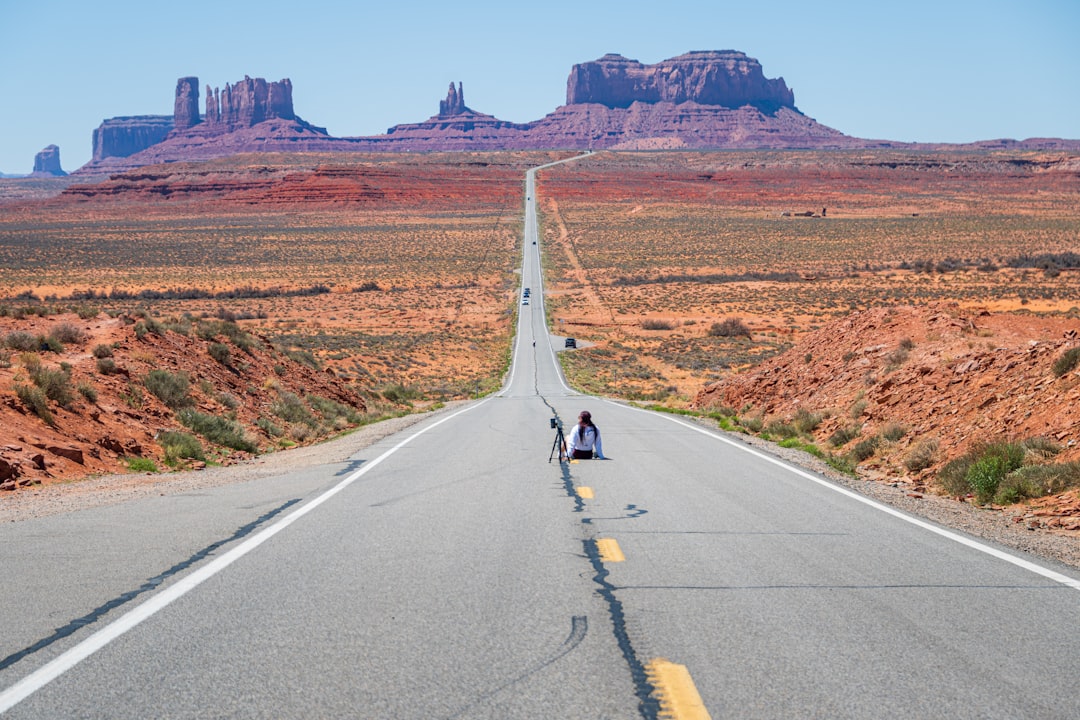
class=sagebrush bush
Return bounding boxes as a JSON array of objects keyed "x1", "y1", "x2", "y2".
[
  {"x1": 380, "y1": 383, "x2": 419, "y2": 403},
  {"x1": 144, "y1": 369, "x2": 193, "y2": 409},
  {"x1": 1022, "y1": 436, "x2": 1062, "y2": 460},
  {"x1": 15, "y1": 384, "x2": 54, "y2": 425},
  {"x1": 285, "y1": 348, "x2": 320, "y2": 370},
  {"x1": 49, "y1": 323, "x2": 86, "y2": 345},
  {"x1": 708, "y1": 318, "x2": 752, "y2": 338},
  {"x1": 38, "y1": 335, "x2": 63, "y2": 353},
  {"x1": 739, "y1": 414, "x2": 764, "y2": 433},
  {"x1": 198, "y1": 320, "x2": 255, "y2": 352},
  {"x1": 96, "y1": 357, "x2": 119, "y2": 375},
  {"x1": 764, "y1": 420, "x2": 799, "y2": 439},
  {"x1": 5, "y1": 331, "x2": 38, "y2": 351},
  {"x1": 271, "y1": 391, "x2": 317, "y2": 426},
  {"x1": 308, "y1": 395, "x2": 361, "y2": 425},
  {"x1": 936, "y1": 440, "x2": 1026, "y2": 502},
  {"x1": 208, "y1": 342, "x2": 232, "y2": 367},
  {"x1": 641, "y1": 319, "x2": 676, "y2": 330},
  {"x1": 793, "y1": 407, "x2": 822, "y2": 434},
  {"x1": 288, "y1": 422, "x2": 317, "y2": 442},
  {"x1": 904, "y1": 438, "x2": 939, "y2": 472},
  {"x1": 31, "y1": 366, "x2": 75, "y2": 408},
  {"x1": 177, "y1": 409, "x2": 257, "y2": 452},
  {"x1": 851, "y1": 435, "x2": 881, "y2": 462},
  {"x1": 884, "y1": 347, "x2": 909, "y2": 372},
  {"x1": 92, "y1": 344, "x2": 114, "y2": 359},
  {"x1": 997, "y1": 462, "x2": 1080, "y2": 504},
  {"x1": 77, "y1": 381, "x2": 98, "y2": 403},
  {"x1": 256, "y1": 417, "x2": 284, "y2": 437},
  {"x1": 158, "y1": 430, "x2": 205, "y2": 464},
  {"x1": 1052, "y1": 347, "x2": 1080, "y2": 377},
  {"x1": 882, "y1": 423, "x2": 908, "y2": 442},
  {"x1": 829, "y1": 425, "x2": 860, "y2": 447}
]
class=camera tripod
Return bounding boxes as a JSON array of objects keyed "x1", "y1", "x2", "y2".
[{"x1": 548, "y1": 417, "x2": 567, "y2": 463}]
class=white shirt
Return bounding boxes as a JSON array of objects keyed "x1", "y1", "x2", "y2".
[{"x1": 568, "y1": 423, "x2": 604, "y2": 459}]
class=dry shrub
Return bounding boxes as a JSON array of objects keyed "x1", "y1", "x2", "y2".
[
  {"x1": 904, "y1": 437, "x2": 939, "y2": 472},
  {"x1": 708, "y1": 318, "x2": 752, "y2": 338}
]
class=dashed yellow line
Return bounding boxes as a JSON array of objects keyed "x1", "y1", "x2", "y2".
[
  {"x1": 595, "y1": 537, "x2": 625, "y2": 563},
  {"x1": 645, "y1": 658, "x2": 711, "y2": 719},
  {"x1": 576, "y1": 486, "x2": 594, "y2": 499}
]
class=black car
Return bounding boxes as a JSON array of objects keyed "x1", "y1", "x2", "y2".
[{"x1": 564, "y1": 338, "x2": 576, "y2": 348}]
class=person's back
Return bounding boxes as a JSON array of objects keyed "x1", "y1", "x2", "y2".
[{"x1": 568, "y1": 410, "x2": 605, "y2": 460}]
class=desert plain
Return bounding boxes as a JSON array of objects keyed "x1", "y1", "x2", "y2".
[{"x1": 1, "y1": 148, "x2": 1079, "y2": 531}]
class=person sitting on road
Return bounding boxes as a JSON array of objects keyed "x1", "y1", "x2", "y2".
[{"x1": 567, "y1": 410, "x2": 605, "y2": 460}]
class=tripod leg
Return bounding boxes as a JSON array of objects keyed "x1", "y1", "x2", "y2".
[{"x1": 549, "y1": 427, "x2": 567, "y2": 463}]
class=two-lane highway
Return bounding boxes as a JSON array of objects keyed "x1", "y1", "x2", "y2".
[{"x1": 2, "y1": 154, "x2": 1079, "y2": 718}]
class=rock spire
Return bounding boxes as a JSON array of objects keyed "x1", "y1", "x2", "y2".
[{"x1": 439, "y1": 82, "x2": 467, "y2": 116}]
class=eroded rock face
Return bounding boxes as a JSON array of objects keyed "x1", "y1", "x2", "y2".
[
  {"x1": 566, "y1": 51, "x2": 796, "y2": 112},
  {"x1": 91, "y1": 116, "x2": 174, "y2": 162},
  {"x1": 205, "y1": 76, "x2": 295, "y2": 129},
  {"x1": 174, "y1": 77, "x2": 201, "y2": 129},
  {"x1": 31, "y1": 145, "x2": 66, "y2": 176},
  {"x1": 439, "y1": 82, "x2": 467, "y2": 116}
]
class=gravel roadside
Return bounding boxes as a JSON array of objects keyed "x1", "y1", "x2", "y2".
[
  {"x1": 3, "y1": 402, "x2": 1078, "y2": 573},
  {"x1": 716, "y1": 419, "x2": 1080, "y2": 572},
  {"x1": 0, "y1": 403, "x2": 470, "y2": 524}
]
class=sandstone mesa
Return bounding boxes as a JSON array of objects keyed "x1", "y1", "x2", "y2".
[{"x1": 71, "y1": 50, "x2": 1079, "y2": 176}]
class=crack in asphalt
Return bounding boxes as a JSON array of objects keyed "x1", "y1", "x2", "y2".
[
  {"x1": 584, "y1": 538, "x2": 660, "y2": 720},
  {"x1": 444, "y1": 616, "x2": 589, "y2": 719}
]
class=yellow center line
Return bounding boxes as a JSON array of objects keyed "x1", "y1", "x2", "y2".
[
  {"x1": 645, "y1": 658, "x2": 712, "y2": 720},
  {"x1": 595, "y1": 537, "x2": 625, "y2": 563},
  {"x1": 576, "y1": 486, "x2": 594, "y2": 499}
]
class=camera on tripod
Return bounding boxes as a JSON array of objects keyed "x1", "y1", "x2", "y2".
[{"x1": 549, "y1": 416, "x2": 566, "y2": 462}]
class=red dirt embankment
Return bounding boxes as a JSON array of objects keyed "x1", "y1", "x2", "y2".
[
  {"x1": 694, "y1": 304, "x2": 1080, "y2": 530},
  {"x1": 1, "y1": 312, "x2": 365, "y2": 490}
]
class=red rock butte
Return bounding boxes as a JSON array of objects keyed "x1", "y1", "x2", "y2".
[{"x1": 77, "y1": 51, "x2": 1080, "y2": 175}]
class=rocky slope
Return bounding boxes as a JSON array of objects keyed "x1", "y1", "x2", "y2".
[
  {"x1": 0, "y1": 311, "x2": 366, "y2": 491},
  {"x1": 694, "y1": 304, "x2": 1080, "y2": 530}
]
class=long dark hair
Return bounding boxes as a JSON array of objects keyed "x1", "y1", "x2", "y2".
[{"x1": 579, "y1": 411, "x2": 598, "y2": 438}]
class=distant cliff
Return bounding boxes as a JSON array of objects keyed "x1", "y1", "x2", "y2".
[
  {"x1": 76, "y1": 52, "x2": 1080, "y2": 173},
  {"x1": 92, "y1": 116, "x2": 174, "y2": 162},
  {"x1": 566, "y1": 51, "x2": 796, "y2": 112},
  {"x1": 89, "y1": 75, "x2": 304, "y2": 165},
  {"x1": 31, "y1": 145, "x2": 67, "y2": 176}
]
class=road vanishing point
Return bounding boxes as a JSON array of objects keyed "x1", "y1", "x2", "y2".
[{"x1": 1, "y1": 155, "x2": 1079, "y2": 719}]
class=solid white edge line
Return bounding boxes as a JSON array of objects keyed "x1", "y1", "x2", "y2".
[
  {"x1": 613, "y1": 401, "x2": 1080, "y2": 592},
  {"x1": 0, "y1": 398, "x2": 491, "y2": 713}
]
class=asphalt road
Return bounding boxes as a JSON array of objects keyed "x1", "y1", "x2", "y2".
[{"x1": 2, "y1": 155, "x2": 1079, "y2": 718}]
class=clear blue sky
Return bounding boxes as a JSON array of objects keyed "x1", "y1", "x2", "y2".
[{"x1": 1, "y1": 0, "x2": 1077, "y2": 173}]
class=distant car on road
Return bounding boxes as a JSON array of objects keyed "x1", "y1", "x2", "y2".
[
  {"x1": 522, "y1": 298, "x2": 529, "y2": 305},
  {"x1": 523, "y1": 288, "x2": 530, "y2": 296},
  {"x1": 564, "y1": 338, "x2": 576, "y2": 348}
]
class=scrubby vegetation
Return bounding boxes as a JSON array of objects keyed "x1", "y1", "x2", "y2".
[
  {"x1": 936, "y1": 437, "x2": 1078, "y2": 504},
  {"x1": 158, "y1": 430, "x2": 205, "y2": 465},
  {"x1": 144, "y1": 369, "x2": 194, "y2": 409},
  {"x1": 177, "y1": 409, "x2": 257, "y2": 453}
]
